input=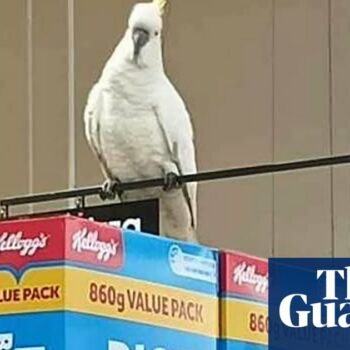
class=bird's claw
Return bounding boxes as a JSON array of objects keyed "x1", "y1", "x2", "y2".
[
  {"x1": 163, "y1": 172, "x2": 182, "y2": 191},
  {"x1": 100, "y1": 179, "x2": 124, "y2": 201}
]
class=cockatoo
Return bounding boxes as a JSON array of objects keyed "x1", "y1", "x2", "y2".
[{"x1": 84, "y1": 0, "x2": 198, "y2": 242}]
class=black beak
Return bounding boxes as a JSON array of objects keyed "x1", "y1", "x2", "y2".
[{"x1": 132, "y1": 27, "x2": 150, "y2": 63}]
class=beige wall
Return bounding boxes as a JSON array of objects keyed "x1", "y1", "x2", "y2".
[{"x1": 0, "y1": 0, "x2": 349, "y2": 258}]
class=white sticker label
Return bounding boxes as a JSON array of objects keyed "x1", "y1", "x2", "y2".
[{"x1": 168, "y1": 245, "x2": 217, "y2": 284}]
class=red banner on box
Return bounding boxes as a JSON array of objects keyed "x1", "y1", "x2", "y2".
[
  {"x1": 0, "y1": 216, "x2": 124, "y2": 277},
  {"x1": 65, "y1": 218, "x2": 123, "y2": 269},
  {"x1": 220, "y1": 251, "x2": 268, "y2": 302},
  {"x1": 0, "y1": 217, "x2": 65, "y2": 272}
]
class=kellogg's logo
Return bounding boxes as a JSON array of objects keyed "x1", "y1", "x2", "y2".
[
  {"x1": 222, "y1": 252, "x2": 268, "y2": 302},
  {"x1": 233, "y1": 261, "x2": 268, "y2": 294},
  {"x1": 66, "y1": 222, "x2": 123, "y2": 269},
  {"x1": 0, "y1": 217, "x2": 123, "y2": 278},
  {"x1": 0, "y1": 217, "x2": 65, "y2": 276},
  {"x1": 72, "y1": 228, "x2": 118, "y2": 262},
  {"x1": 0, "y1": 231, "x2": 49, "y2": 257}
]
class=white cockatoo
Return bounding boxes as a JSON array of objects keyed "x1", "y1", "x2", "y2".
[{"x1": 84, "y1": 0, "x2": 198, "y2": 242}]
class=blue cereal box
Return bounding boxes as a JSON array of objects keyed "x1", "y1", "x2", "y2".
[
  {"x1": 0, "y1": 215, "x2": 219, "y2": 350},
  {"x1": 219, "y1": 250, "x2": 268, "y2": 350}
]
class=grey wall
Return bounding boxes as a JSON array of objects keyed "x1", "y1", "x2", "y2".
[{"x1": 1, "y1": 0, "x2": 349, "y2": 258}]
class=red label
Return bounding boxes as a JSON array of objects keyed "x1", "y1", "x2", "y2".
[
  {"x1": 221, "y1": 251, "x2": 268, "y2": 302},
  {"x1": 66, "y1": 219, "x2": 123, "y2": 269},
  {"x1": 0, "y1": 216, "x2": 124, "y2": 274},
  {"x1": 0, "y1": 217, "x2": 65, "y2": 273}
]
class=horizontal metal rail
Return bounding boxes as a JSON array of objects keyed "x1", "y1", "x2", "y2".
[{"x1": 1, "y1": 154, "x2": 350, "y2": 212}]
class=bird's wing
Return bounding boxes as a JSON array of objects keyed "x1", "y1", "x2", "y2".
[
  {"x1": 154, "y1": 78, "x2": 198, "y2": 228},
  {"x1": 83, "y1": 84, "x2": 113, "y2": 179}
]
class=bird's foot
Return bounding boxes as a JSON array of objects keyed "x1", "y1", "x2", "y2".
[
  {"x1": 163, "y1": 172, "x2": 182, "y2": 192},
  {"x1": 100, "y1": 179, "x2": 124, "y2": 201}
]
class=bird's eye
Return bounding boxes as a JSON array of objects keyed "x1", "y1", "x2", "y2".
[{"x1": 155, "y1": 31, "x2": 159, "y2": 36}]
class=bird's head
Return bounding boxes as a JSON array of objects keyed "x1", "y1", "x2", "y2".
[{"x1": 126, "y1": 1, "x2": 167, "y2": 68}]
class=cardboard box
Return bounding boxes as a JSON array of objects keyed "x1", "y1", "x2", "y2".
[
  {"x1": 219, "y1": 251, "x2": 268, "y2": 350},
  {"x1": 0, "y1": 216, "x2": 219, "y2": 350}
]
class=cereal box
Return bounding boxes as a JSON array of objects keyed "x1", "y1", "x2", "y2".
[
  {"x1": 0, "y1": 216, "x2": 219, "y2": 350},
  {"x1": 219, "y1": 251, "x2": 268, "y2": 350}
]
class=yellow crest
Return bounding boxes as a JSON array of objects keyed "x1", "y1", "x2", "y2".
[{"x1": 153, "y1": 0, "x2": 168, "y2": 15}]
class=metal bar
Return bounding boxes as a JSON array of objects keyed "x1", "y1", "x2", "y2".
[
  {"x1": 0, "y1": 186, "x2": 101, "y2": 207},
  {"x1": 1, "y1": 154, "x2": 350, "y2": 208}
]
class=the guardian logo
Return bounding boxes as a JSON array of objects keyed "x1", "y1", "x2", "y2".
[
  {"x1": 269, "y1": 258, "x2": 350, "y2": 350},
  {"x1": 279, "y1": 267, "x2": 350, "y2": 328}
]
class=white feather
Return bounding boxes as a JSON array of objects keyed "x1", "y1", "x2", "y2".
[{"x1": 84, "y1": 2, "x2": 197, "y2": 242}]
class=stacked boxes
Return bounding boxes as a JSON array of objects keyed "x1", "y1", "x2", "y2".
[
  {"x1": 219, "y1": 251, "x2": 268, "y2": 350},
  {"x1": 0, "y1": 214, "x2": 271, "y2": 350},
  {"x1": 0, "y1": 216, "x2": 219, "y2": 350}
]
